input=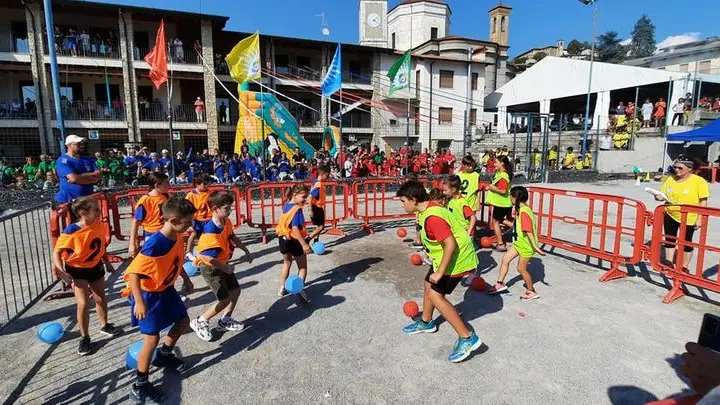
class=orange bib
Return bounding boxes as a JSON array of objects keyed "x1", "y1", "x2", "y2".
[
  {"x1": 54, "y1": 222, "x2": 107, "y2": 268},
  {"x1": 186, "y1": 190, "x2": 212, "y2": 221},
  {"x1": 311, "y1": 181, "x2": 326, "y2": 207},
  {"x1": 197, "y1": 218, "x2": 234, "y2": 264},
  {"x1": 135, "y1": 194, "x2": 167, "y2": 233},
  {"x1": 122, "y1": 236, "x2": 184, "y2": 296},
  {"x1": 275, "y1": 204, "x2": 307, "y2": 239}
]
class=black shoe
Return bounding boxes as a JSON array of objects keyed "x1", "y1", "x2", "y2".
[
  {"x1": 77, "y1": 336, "x2": 91, "y2": 355},
  {"x1": 152, "y1": 349, "x2": 187, "y2": 373},
  {"x1": 130, "y1": 382, "x2": 165, "y2": 405},
  {"x1": 99, "y1": 323, "x2": 121, "y2": 337},
  {"x1": 297, "y1": 290, "x2": 311, "y2": 304}
]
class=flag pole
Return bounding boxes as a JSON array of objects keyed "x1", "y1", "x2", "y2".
[
  {"x1": 405, "y1": 17, "x2": 412, "y2": 175},
  {"x1": 166, "y1": 42, "x2": 176, "y2": 181}
]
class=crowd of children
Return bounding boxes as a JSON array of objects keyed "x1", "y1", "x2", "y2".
[{"x1": 50, "y1": 152, "x2": 544, "y2": 402}]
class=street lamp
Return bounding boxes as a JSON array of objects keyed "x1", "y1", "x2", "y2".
[{"x1": 579, "y1": 0, "x2": 598, "y2": 159}]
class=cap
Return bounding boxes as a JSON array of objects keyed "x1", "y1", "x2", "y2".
[
  {"x1": 161, "y1": 149, "x2": 169, "y2": 154},
  {"x1": 65, "y1": 134, "x2": 85, "y2": 145}
]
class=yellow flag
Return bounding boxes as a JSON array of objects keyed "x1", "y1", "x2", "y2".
[{"x1": 225, "y1": 32, "x2": 261, "y2": 84}]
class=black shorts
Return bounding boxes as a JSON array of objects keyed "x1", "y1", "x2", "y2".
[
  {"x1": 311, "y1": 205, "x2": 325, "y2": 226},
  {"x1": 65, "y1": 263, "x2": 105, "y2": 282},
  {"x1": 279, "y1": 237, "x2": 304, "y2": 257},
  {"x1": 663, "y1": 213, "x2": 696, "y2": 252},
  {"x1": 492, "y1": 206, "x2": 513, "y2": 222},
  {"x1": 425, "y1": 267, "x2": 470, "y2": 295},
  {"x1": 199, "y1": 265, "x2": 240, "y2": 301}
]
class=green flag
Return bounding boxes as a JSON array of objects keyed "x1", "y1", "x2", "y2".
[{"x1": 387, "y1": 50, "x2": 411, "y2": 95}]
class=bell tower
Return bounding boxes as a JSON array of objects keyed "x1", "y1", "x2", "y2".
[
  {"x1": 488, "y1": 3, "x2": 512, "y2": 47},
  {"x1": 359, "y1": 0, "x2": 389, "y2": 48}
]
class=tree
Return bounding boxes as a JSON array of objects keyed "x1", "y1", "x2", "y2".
[
  {"x1": 630, "y1": 15, "x2": 656, "y2": 58},
  {"x1": 512, "y1": 57, "x2": 528, "y2": 66},
  {"x1": 534, "y1": 51, "x2": 548, "y2": 61},
  {"x1": 566, "y1": 39, "x2": 587, "y2": 56},
  {"x1": 596, "y1": 31, "x2": 627, "y2": 63}
]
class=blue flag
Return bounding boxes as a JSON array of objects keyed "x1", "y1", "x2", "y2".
[{"x1": 321, "y1": 44, "x2": 342, "y2": 97}]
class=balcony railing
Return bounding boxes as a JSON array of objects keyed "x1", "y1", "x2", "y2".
[
  {"x1": 343, "y1": 70, "x2": 373, "y2": 85},
  {"x1": 0, "y1": 35, "x2": 29, "y2": 53},
  {"x1": 134, "y1": 44, "x2": 201, "y2": 65},
  {"x1": 139, "y1": 103, "x2": 205, "y2": 123},
  {"x1": 0, "y1": 101, "x2": 36, "y2": 119},
  {"x1": 46, "y1": 35, "x2": 120, "y2": 59},
  {"x1": 275, "y1": 65, "x2": 322, "y2": 81},
  {"x1": 54, "y1": 101, "x2": 125, "y2": 121}
]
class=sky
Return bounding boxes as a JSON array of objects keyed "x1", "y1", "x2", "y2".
[{"x1": 96, "y1": 0, "x2": 717, "y2": 57}]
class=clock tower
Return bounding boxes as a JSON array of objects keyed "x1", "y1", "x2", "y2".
[{"x1": 359, "y1": 0, "x2": 388, "y2": 48}]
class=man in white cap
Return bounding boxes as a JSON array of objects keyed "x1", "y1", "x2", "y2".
[{"x1": 55, "y1": 134, "x2": 100, "y2": 203}]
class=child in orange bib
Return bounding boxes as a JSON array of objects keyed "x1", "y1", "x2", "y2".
[
  {"x1": 189, "y1": 191, "x2": 252, "y2": 342},
  {"x1": 123, "y1": 196, "x2": 196, "y2": 404},
  {"x1": 52, "y1": 196, "x2": 120, "y2": 355},
  {"x1": 129, "y1": 172, "x2": 169, "y2": 258},
  {"x1": 185, "y1": 173, "x2": 212, "y2": 254},
  {"x1": 276, "y1": 184, "x2": 313, "y2": 302}
]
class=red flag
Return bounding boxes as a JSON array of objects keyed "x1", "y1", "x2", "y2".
[{"x1": 144, "y1": 20, "x2": 168, "y2": 89}]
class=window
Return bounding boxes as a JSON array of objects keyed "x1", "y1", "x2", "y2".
[
  {"x1": 11, "y1": 21, "x2": 28, "y2": 53},
  {"x1": 276, "y1": 54, "x2": 289, "y2": 74},
  {"x1": 501, "y1": 16, "x2": 506, "y2": 32},
  {"x1": 391, "y1": 33, "x2": 396, "y2": 49},
  {"x1": 414, "y1": 107, "x2": 420, "y2": 135},
  {"x1": 471, "y1": 73, "x2": 479, "y2": 90},
  {"x1": 679, "y1": 64, "x2": 689, "y2": 73},
  {"x1": 296, "y1": 56, "x2": 311, "y2": 68},
  {"x1": 439, "y1": 107, "x2": 452, "y2": 124},
  {"x1": 415, "y1": 70, "x2": 421, "y2": 98},
  {"x1": 439, "y1": 70, "x2": 454, "y2": 89},
  {"x1": 431, "y1": 27, "x2": 438, "y2": 40},
  {"x1": 699, "y1": 60, "x2": 712, "y2": 74},
  {"x1": 492, "y1": 17, "x2": 497, "y2": 34},
  {"x1": 470, "y1": 109, "x2": 477, "y2": 125}
]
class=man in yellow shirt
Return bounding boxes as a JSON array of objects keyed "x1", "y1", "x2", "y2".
[{"x1": 657, "y1": 157, "x2": 710, "y2": 268}]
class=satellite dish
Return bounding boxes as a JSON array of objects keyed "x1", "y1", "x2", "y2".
[{"x1": 321, "y1": 27, "x2": 330, "y2": 37}]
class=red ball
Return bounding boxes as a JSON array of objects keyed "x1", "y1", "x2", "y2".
[
  {"x1": 470, "y1": 276, "x2": 487, "y2": 292},
  {"x1": 397, "y1": 228, "x2": 407, "y2": 238},
  {"x1": 410, "y1": 254, "x2": 424, "y2": 266},
  {"x1": 403, "y1": 301, "x2": 419, "y2": 318},
  {"x1": 480, "y1": 236, "x2": 495, "y2": 249}
]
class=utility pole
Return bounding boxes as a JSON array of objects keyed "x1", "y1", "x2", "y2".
[
  {"x1": 43, "y1": 0, "x2": 66, "y2": 154},
  {"x1": 463, "y1": 47, "x2": 472, "y2": 157},
  {"x1": 579, "y1": 0, "x2": 598, "y2": 160}
]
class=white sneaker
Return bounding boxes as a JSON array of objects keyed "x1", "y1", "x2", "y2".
[
  {"x1": 278, "y1": 286, "x2": 288, "y2": 297},
  {"x1": 217, "y1": 317, "x2": 245, "y2": 332},
  {"x1": 190, "y1": 317, "x2": 212, "y2": 341}
]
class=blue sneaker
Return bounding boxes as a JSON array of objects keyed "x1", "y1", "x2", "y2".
[
  {"x1": 402, "y1": 320, "x2": 438, "y2": 335},
  {"x1": 448, "y1": 332, "x2": 482, "y2": 363}
]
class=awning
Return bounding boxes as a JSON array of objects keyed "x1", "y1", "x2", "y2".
[{"x1": 667, "y1": 118, "x2": 720, "y2": 142}]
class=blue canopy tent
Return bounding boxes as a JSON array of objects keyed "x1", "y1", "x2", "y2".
[{"x1": 667, "y1": 118, "x2": 720, "y2": 142}]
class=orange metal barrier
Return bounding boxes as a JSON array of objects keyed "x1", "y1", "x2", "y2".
[
  {"x1": 245, "y1": 181, "x2": 349, "y2": 243},
  {"x1": 352, "y1": 178, "x2": 414, "y2": 233},
  {"x1": 528, "y1": 186, "x2": 649, "y2": 282},
  {"x1": 110, "y1": 185, "x2": 244, "y2": 241},
  {"x1": 649, "y1": 204, "x2": 720, "y2": 304}
]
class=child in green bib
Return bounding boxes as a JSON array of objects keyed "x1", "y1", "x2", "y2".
[
  {"x1": 397, "y1": 181, "x2": 482, "y2": 363},
  {"x1": 489, "y1": 186, "x2": 544, "y2": 300}
]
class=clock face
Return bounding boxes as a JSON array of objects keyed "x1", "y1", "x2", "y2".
[{"x1": 367, "y1": 12, "x2": 382, "y2": 28}]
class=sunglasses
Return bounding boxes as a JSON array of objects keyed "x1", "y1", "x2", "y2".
[{"x1": 673, "y1": 166, "x2": 687, "y2": 170}]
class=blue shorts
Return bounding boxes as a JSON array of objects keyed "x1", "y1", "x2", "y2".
[
  {"x1": 192, "y1": 219, "x2": 210, "y2": 235},
  {"x1": 129, "y1": 287, "x2": 188, "y2": 335}
]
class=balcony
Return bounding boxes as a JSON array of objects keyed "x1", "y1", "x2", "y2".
[
  {"x1": 343, "y1": 70, "x2": 373, "y2": 85},
  {"x1": 139, "y1": 103, "x2": 206, "y2": 123},
  {"x1": 0, "y1": 101, "x2": 36, "y2": 119},
  {"x1": 0, "y1": 35, "x2": 29, "y2": 54},
  {"x1": 54, "y1": 101, "x2": 126, "y2": 121},
  {"x1": 134, "y1": 44, "x2": 201, "y2": 65},
  {"x1": 45, "y1": 32, "x2": 120, "y2": 59}
]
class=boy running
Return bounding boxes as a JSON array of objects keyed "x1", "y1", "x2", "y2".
[
  {"x1": 129, "y1": 173, "x2": 169, "y2": 257},
  {"x1": 190, "y1": 191, "x2": 252, "y2": 341},
  {"x1": 308, "y1": 165, "x2": 328, "y2": 244},
  {"x1": 123, "y1": 197, "x2": 196, "y2": 404},
  {"x1": 185, "y1": 173, "x2": 212, "y2": 254},
  {"x1": 397, "y1": 181, "x2": 482, "y2": 363}
]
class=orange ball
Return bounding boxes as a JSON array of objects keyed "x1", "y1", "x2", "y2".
[
  {"x1": 470, "y1": 276, "x2": 487, "y2": 292},
  {"x1": 410, "y1": 253, "x2": 424, "y2": 266},
  {"x1": 397, "y1": 228, "x2": 407, "y2": 238},
  {"x1": 403, "y1": 301, "x2": 419, "y2": 317}
]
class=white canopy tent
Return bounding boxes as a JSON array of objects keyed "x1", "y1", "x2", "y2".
[{"x1": 484, "y1": 57, "x2": 717, "y2": 134}]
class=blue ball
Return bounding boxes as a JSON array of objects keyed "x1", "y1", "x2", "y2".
[
  {"x1": 126, "y1": 340, "x2": 157, "y2": 370},
  {"x1": 183, "y1": 261, "x2": 199, "y2": 277},
  {"x1": 37, "y1": 322, "x2": 64, "y2": 344},
  {"x1": 312, "y1": 241, "x2": 326, "y2": 255},
  {"x1": 285, "y1": 275, "x2": 304, "y2": 295}
]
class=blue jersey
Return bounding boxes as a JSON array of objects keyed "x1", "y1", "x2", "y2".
[
  {"x1": 283, "y1": 203, "x2": 305, "y2": 229},
  {"x1": 228, "y1": 160, "x2": 240, "y2": 179},
  {"x1": 55, "y1": 154, "x2": 98, "y2": 203}
]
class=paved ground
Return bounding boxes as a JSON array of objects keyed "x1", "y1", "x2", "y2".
[{"x1": 1, "y1": 180, "x2": 719, "y2": 405}]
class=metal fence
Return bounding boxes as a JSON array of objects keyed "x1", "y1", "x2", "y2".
[
  {"x1": 0, "y1": 203, "x2": 55, "y2": 331},
  {"x1": 139, "y1": 103, "x2": 204, "y2": 123},
  {"x1": 52, "y1": 101, "x2": 126, "y2": 121}
]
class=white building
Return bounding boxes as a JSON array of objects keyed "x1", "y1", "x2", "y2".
[
  {"x1": 358, "y1": 0, "x2": 511, "y2": 152},
  {"x1": 624, "y1": 37, "x2": 720, "y2": 76}
]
